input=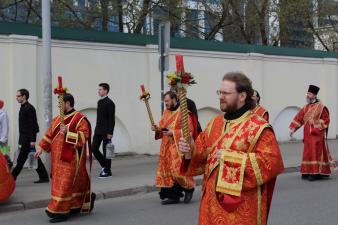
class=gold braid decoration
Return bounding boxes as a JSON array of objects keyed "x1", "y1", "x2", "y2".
[
  {"x1": 58, "y1": 92, "x2": 65, "y2": 125},
  {"x1": 178, "y1": 88, "x2": 190, "y2": 142},
  {"x1": 54, "y1": 76, "x2": 68, "y2": 126},
  {"x1": 167, "y1": 55, "x2": 196, "y2": 159}
]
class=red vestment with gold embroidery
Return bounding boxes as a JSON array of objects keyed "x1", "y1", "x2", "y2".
[
  {"x1": 252, "y1": 105, "x2": 269, "y2": 122},
  {"x1": 182, "y1": 111, "x2": 284, "y2": 225},
  {"x1": 289, "y1": 102, "x2": 331, "y2": 175},
  {"x1": 155, "y1": 108, "x2": 195, "y2": 190},
  {"x1": 39, "y1": 111, "x2": 92, "y2": 215}
]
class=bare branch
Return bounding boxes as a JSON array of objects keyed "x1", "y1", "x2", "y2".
[
  {"x1": 14, "y1": 0, "x2": 18, "y2": 20},
  {"x1": 134, "y1": 0, "x2": 151, "y2": 33},
  {"x1": 24, "y1": 0, "x2": 33, "y2": 23},
  {"x1": 117, "y1": 0, "x2": 123, "y2": 32},
  {"x1": 204, "y1": 2, "x2": 229, "y2": 40},
  {"x1": 100, "y1": 0, "x2": 109, "y2": 31},
  {"x1": 256, "y1": 0, "x2": 269, "y2": 44},
  {"x1": 307, "y1": 19, "x2": 330, "y2": 51},
  {"x1": 229, "y1": 0, "x2": 251, "y2": 44},
  {"x1": 58, "y1": 0, "x2": 91, "y2": 29},
  {"x1": 328, "y1": 15, "x2": 338, "y2": 35}
]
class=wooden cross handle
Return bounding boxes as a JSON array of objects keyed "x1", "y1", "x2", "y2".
[
  {"x1": 140, "y1": 85, "x2": 155, "y2": 127},
  {"x1": 145, "y1": 100, "x2": 155, "y2": 126}
]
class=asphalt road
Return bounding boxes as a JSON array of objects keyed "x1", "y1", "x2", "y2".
[{"x1": 0, "y1": 172, "x2": 337, "y2": 225}]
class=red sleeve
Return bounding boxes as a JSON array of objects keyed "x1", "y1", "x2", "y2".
[
  {"x1": 75, "y1": 118, "x2": 90, "y2": 148},
  {"x1": 289, "y1": 107, "x2": 305, "y2": 131},
  {"x1": 38, "y1": 118, "x2": 56, "y2": 153},
  {"x1": 180, "y1": 119, "x2": 215, "y2": 176},
  {"x1": 242, "y1": 128, "x2": 284, "y2": 191},
  {"x1": 189, "y1": 112, "x2": 199, "y2": 140},
  {"x1": 317, "y1": 107, "x2": 330, "y2": 130},
  {"x1": 155, "y1": 112, "x2": 166, "y2": 140}
]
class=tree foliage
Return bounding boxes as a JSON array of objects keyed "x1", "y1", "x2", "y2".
[{"x1": 0, "y1": 0, "x2": 337, "y2": 51}]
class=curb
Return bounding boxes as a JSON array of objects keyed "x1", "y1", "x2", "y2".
[
  {"x1": 0, "y1": 177, "x2": 205, "y2": 214},
  {"x1": 0, "y1": 167, "x2": 300, "y2": 214}
]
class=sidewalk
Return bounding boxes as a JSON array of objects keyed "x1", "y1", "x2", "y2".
[{"x1": 1, "y1": 140, "x2": 338, "y2": 214}]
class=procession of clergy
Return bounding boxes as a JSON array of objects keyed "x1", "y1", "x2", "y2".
[
  {"x1": 150, "y1": 71, "x2": 332, "y2": 225},
  {"x1": 0, "y1": 68, "x2": 334, "y2": 225}
]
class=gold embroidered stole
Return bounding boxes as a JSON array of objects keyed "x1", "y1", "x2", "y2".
[
  {"x1": 163, "y1": 109, "x2": 180, "y2": 130},
  {"x1": 303, "y1": 102, "x2": 325, "y2": 126},
  {"x1": 202, "y1": 111, "x2": 270, "y2": 196}
]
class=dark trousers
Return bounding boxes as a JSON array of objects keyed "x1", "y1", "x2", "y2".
[
  {"x1": 92, "y1": 134, "x2": 111, "y2": 171},
  {"x1": 11, "y1": 143, "x2": 49, "y2": 180}
]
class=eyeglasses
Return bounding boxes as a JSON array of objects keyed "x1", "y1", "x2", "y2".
[
  {"x1": 216, "y1": 90, "x2": 237, "y2": 96},
  {"x1": 16, "y1": 95, "x2": 22, "y2": 98}
]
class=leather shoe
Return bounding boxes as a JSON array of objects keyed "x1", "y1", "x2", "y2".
[
  {"x1": 49, "y1": 216, "x2": 67, "y2": 223},
  {"x1": 69, "y1": 208, "x2": 80, "y2": 216},
  {"x1": 308, "y1": 175, "x2": 318, "y2": 181},
  {"x1": 90, "y1": 192, "x2": 96, "y2": 212},
  {"x1": 34, "y1": 179, "x2": 49, "y2": 184},
  {"x1": 184, "y1": 190, "x2": 194, "y2": 203},
  {"x1": 161, "y1": 198, "x2": 179, "y2": 205}
]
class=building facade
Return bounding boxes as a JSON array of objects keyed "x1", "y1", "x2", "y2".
[{"x1": 0, "y1": 22, "x2": 338, "y2": 157}]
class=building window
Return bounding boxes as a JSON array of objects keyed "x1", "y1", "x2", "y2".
[
  {"x1": 108, "y1": 16, "x2": 119, "y2": 32},
  {"x1": 185, "y1": 9, "x2": 200, "y2": 39}
]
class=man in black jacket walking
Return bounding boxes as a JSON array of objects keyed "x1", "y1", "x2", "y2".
[
  {"x1": 12, "y1": 89, "x2": 49, "y2": 183},
  {"x1": 92, "y1": 83, "x2": 115, "y2": 178}
]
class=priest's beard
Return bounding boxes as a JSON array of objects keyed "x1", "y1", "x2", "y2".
[
  {"x1": 220, "y1": 97, "x2": 240, "y2": 113},
  {"x1": 166, "y1": 102, "x2": 176, "y2": 111},
  {"x1": 306, "y1": 97, "x2": 317, "y2": 104},
  {"x1": 169, "y1": 103, "x2": 177, "y2": 110}
]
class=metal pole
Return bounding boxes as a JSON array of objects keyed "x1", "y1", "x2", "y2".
[
  {"x1": 42, "y1": 0, "x2": 52, "y2": 171},
  {"x1": 160, "y1": 25, "x2": 165, "y2": 115}
]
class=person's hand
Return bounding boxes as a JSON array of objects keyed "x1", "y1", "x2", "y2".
[
  {"x1": 30, "y1": 142, "x2": 35, "y2": 148},
  {"x1": 107, "y1": 134, "x2": 113, "y2": 140},
  {"x1": 151, "y1": 125, "x2": 159, "y2": 132},
  {"x1": 313, "y1": 120, "x2": 322, "y2": 129},
  {"x1": 179, "y1": 137, "x2": 193, "y2": 154},
  {"x1": 289, "y1": 128, "x2": 295, "y2": 138},
  {"x1": 34, "y1": 149, "x2": 42, "y2": 158},
  {"x1": 178, "y1": 137, "x2": 194, "y2": 159},
  {"x1": 162, "y1": 129, "x2": 173, "y2": 136},
  {"x1": 60, "y1": 124, "x2": 67, "y2": 134}
]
